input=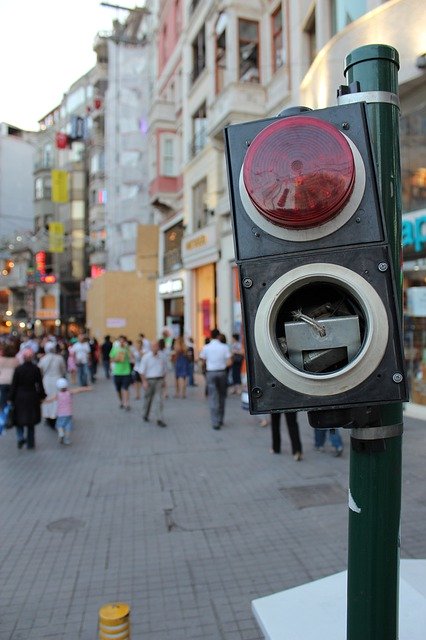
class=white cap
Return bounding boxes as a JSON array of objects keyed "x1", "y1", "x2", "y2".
[{"x1": 56, "y1": 377, "x2": 68, "y2": 390}]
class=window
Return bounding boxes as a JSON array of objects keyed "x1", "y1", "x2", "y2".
[
  {"x1": 34, "y1": 177, "x2": 51, "y2": 200},
  {"x1": 191, "y1": 26, "x2": 206, "y2": 84},
  {"x1": 35, "y1": 177, "x2": 44, "y2": 200},
  {"x1": 43, "y1": 143, "x2": 53, "y2": 168},
  {"x1": 162, "y1": 138, "x2": 175, "y2": 176},
  {"x1": 71, "y1": 202, "x2": 85, "y2": 221},
  {"x1": 331, "y1": 0, "x2": 367, "y2": 36},
  {"x1": 215, "y1": 14, "x2": 227, "y2": 94},
  {"x1": 163, "y1": 222, "x2": 184, "y2": 274},
  {"x1": 304, "y1": 9, "x2": 316, "y2": 66},
  {"x1": 239, "y1": 19, "x2": 260, "y2": 82},
  {"x1": 90, "y1": 151, "x2": 105, "y2": 174},
  {"x1": 272, "y1": 6, "x2": 284, "y2": 72},
  {"x1": 191, "y1": 103, "x2": 207, "y2": 157},
  {"x1": 192, "y1": 178, "x2": 208, "y2": 229}
]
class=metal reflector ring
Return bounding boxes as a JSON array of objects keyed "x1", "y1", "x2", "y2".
[{"x1": 254, "y1": 264, "x2": 389, "y2": 396}]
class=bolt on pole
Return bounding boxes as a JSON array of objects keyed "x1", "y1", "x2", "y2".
[{"x1": 341, "y1": 44, "x2": 403, "y2": 640}]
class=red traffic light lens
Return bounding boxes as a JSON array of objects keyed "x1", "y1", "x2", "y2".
[{"x1": 242, "y1": 116, "x2": 356, "y2": 229}]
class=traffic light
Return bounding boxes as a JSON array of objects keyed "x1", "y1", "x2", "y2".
[{"x1": 224, "y1": 102, "x2": 408, "y2": 420}]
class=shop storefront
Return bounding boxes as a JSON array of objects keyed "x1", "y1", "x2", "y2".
[
  {"x1": 399, "y1": 95, "x2": 426, "y2": 403},
  {"x1": 403, "y1": 208, "x2": 426, "y2": 403},
  {"x1": 157, "y1": 275, "x2": 185, "y2": 339},
  {"x1": 182, "y1": 225, "x2": 219, "y2": 350}
]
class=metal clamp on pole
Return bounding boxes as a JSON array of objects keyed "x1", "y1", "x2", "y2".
[
  {"x1": 338, "y1": 90, "x2": 400, "y2": 109},
  {"x1": 351, "y1": 422, "x2": 403, "y2": 441}
]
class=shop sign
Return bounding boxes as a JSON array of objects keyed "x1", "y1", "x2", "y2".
[
  {"x1": 182, "y1": 225, "x2": 219, "y2": 268},
  {"x1": 36, "y1": 309, "x2": 59, "y2": 320},
  {"x1": 403, "y1": 209, "x2": 426, "y2": 256},
  {"x1": 106, "y1": 317, "x2": 127, "y2": 328},
  {"x1": 158, "y1": 278, "x2": 184, "y2": 296}
]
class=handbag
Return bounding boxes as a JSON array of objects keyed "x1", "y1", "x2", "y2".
[{"x1": 0, "y1": 404, "x2": 14, "y2": 433}]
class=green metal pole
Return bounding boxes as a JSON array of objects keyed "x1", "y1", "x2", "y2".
[{"x1": 343, "y1": 45, "x2": 403, "y2": 640}]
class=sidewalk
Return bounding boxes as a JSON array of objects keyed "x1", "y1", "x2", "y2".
[{"x1": 0, "y1": 374, "x2": 425, "y2": 640}]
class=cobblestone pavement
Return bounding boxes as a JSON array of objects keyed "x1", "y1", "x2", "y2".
[{"x1": 1, "y1": 373, "x2": 425, "y2": 639}]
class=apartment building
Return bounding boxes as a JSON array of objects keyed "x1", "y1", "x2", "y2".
[{"x1": 149, "y1": 0, "x2": 425, "y2": 361}]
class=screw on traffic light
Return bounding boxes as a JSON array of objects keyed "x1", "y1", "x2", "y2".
[
  {"x1": 224, "y1": 102, "x2": 408, "y2": 427},
  {"x1": 1, "y1": 259, "x2": 14, "y2": 276}
]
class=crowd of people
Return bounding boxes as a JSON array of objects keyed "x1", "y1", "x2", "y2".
[{"x1": 0, "y1": 328, "x2": 343, "y2": 458}]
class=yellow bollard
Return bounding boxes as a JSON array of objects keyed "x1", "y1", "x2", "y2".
[{"x1": 98, "y1": 602, "x2": 130, "y2": 640}]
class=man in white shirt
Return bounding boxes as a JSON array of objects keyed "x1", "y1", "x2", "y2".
[
  {"x1": 70, "y1": 334, "x2": 91, "y2": 386},
  {"x1": 136, "y1": 341, "x2": 168, "y2": 427},
  {"x1": 199, "y1": 329, "x2": 232, "y2": 429}
]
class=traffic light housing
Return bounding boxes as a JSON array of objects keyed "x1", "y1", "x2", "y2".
[{"x1": 224, "y1": 102, "x2": 408, "y2": 417}]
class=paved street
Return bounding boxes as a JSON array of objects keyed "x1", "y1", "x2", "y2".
[{"x1": 1, "y1": 374, "x2": 425, "y2": 640}]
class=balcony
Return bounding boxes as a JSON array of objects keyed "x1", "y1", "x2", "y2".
[
  {"x1": 149, "y1": 98, "x2": 176, "y2": 127},
  {"x1": 89, "y1": 204, "x2": 106, "y2": 228},
  {"x1": 208, "y1": 81, "x2": 267, "y2": 141},
  {"x1": 121, "y1": 131, "x2": 145, "y2": 151},
  {"x1": 121, "y1": 163, "x2": 146, "y2": 184}
]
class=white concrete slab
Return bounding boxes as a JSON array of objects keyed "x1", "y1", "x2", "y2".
[{"x1": 252, "y1": 559, "x2": 426, "y2": 640}]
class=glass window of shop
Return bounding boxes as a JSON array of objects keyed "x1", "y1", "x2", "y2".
[
  {"x1": 401, "y1": 102, "x2": 426, "y2": 403},
  {"x1": 331, "y1": 0, "x2": 367, "y2": 36},
  {"x1": 163, "y1": 222, "x2": 184, "y2": 274}
]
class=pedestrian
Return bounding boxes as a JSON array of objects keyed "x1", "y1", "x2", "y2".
[
  {"x1": 314, "y1": 428, "x2": 344, "y2": 456},
  {"x1": 70, "y1": 334, "x2": 91, "y2": 386},
  {"x1": 199, "y1": 328, "x2": 232, "y2": 430},
  {"x1": 139, "y1": 333, "x2": 151, "y2": 355},
  {"x1": 230, "y1": 333, "x2": 244, "y2": 395},
  {"x1": 270, "y1": 412, "x2": 303, "y2": 461},
  {"x1": 8, "y1": 348, "x2": 47, "y2": 449},
  {"x1": 101, "y1": 335, "x2": 113, "y2": 379},
  {"x1": 185, "y1": 336, "x2": 197, "y2": 386},
  {"x1": 67, "y1": 342, "x2": 77, "y2": 384},
  {"x1": 44, "y1": 377, "x2": 92, "y2": 445},
  {"x1": 137, "y1": 340, "x2": 168, "y2": 427},
  {"x1": 0, "y1": 342, "x2": 19, "y2": 410},
  {"x1": 130, "y1": 338, "x2": 144, "y2": 400},
  {"x1": 201, "y1": 336, "x2": 210, "y2": 397},
  {"x1": 38, "y1": 341, "x2": 66, "y2": 430},
  {"x1": 171, "y1": 336, "x2": 190, "y2": 399},
  {"x1": 109, "y1": 335, "x2": 132, "y2": 410},
  {"x1": 89, "y1": 337, "x2": 99, "y2": 383}
]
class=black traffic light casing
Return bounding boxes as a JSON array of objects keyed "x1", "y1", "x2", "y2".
[{"x1": 224, "y1": 102, "x2": 408, "y2": 415}]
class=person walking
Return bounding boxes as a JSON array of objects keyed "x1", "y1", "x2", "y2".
[
  {"x1": 270, "y1": 412, "x2": 303, "y2": 461},
  {"x1": 38, "y1": 341, "x2": 67, "y2": 430},
  {"x1": 89, "y1": 337, "x2": 99, "y2": 383},
  {"x1": 137, "y1": 341, "x2": 168, "y2": 427},
  {"x1": 70, "y1": 334, "x2": 91, "y2": 387},
  {"x1": 67, "y1": 342, "x2": 77, "y2": 385},
  {"x1": 230, "y1": 333, "x2": 244, "y2": 395},
  {"x1": 130, "y1": 338, "x2": 143, "y2": 400},
  {"x1": 101, "y1": 335, "x2": 113, "y2": 379},
  {"x1": 314, "y1": 428, "x2": 344, "y2": 456},
  {"x1": 185, "y1": 336, "x2": 197, "y2": 387},
  {"x1": 0, "y1": 342, "x2": 19, "y2": 410},
  {"x1": 109, "y1": 335, "x2": 132, "y2": 410},
  {"x1": 8, "y1": 348, "x2": 47, "y2": 449},
  {"x1": 45, "y1": 377, "x2": 92, "y2": 445},
  {"x1": 171, "y1": 336, "x2": 190, "y2": 399},
  {"x1": 199, "y1": 329, "x2": 232, "y2": 430}
]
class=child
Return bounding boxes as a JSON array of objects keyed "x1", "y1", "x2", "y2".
[{"x1": 45, "y1": 378, "x2": 92, "y2": 445}]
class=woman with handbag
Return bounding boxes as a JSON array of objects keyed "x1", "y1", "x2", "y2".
[{"x1": 8, "y1": 348, "x2": 47, "y2": 449}]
